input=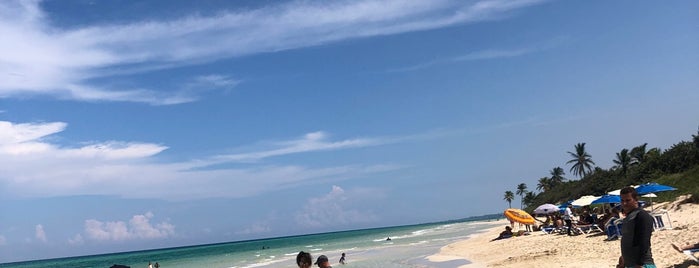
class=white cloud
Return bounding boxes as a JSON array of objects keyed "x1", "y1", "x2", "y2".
[
  {"x1": 83, "y1": 212, "x2": 175, "y2": 242},
  {"x1": 214, "y1": 131, "x2": 383, "y2": 162},
  {"x1": 0, "y1": 0, "x2": 546, "y2": 104},
  {"x1": 35, "y1": 224, "x2": 47, "y2": 243},
  {"x1": 0, "y1": 235, "x2": 6, "y2": 246},
  {"x1": 0, "y1": 119, "x2": 403, "y2": 200},
  {"x1": 295, "y1": 186, "x2": 379, "y2": 228},
  {"x1": 68, "y1": 234, "x2": 84, "y2": 245}
]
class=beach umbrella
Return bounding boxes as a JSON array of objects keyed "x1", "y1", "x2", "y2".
[
  {"x1": 558, "y1": 200, "x2": 573, "y2": 210},
  {"x1": 503, "y1": 208, "x2": 536, "y2": 225},
  {"x1": 591, "y1": 194, "x2": 621, "y2": 205},
  {"x1": 641, "y1": 192, "x2": 660, "y2": 210},
  {"x1": 534, "y1": 203, "x2": 560, "y2": 215},
  {"x1": 571, "y1": 195, "x2": 600, "y2": 207},
  {"x1": 635, "y1": 183, "x2": 677, "y2": 195},
  {"x1": 608, "y1": 185, "x2": 638, "y2": 196}
]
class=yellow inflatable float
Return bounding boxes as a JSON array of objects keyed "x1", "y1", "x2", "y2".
[{"x1": 503, "y1": 208, "x2": 536, "y2": 225}]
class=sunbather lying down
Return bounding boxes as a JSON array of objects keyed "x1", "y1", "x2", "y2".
[
  {"x1": 672, "y1": 242, "x2": 699, "y2": 263},
  {"x1": 672, "y1": 242, "x2": 699, "y2": 252},
  {"x1": 490, "y1": 226, "x2": 513, "y2": 242}
]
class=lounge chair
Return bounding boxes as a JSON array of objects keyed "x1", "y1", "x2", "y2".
[
  {"x1": 576, "y1": 223, "x2": 604, "y2": 234},
  {"x1": 604, "y1": 219, "x2": 623, "y2": 241},
  {"x1": 673, "y1": 243, "x2": 699, "y2": 264},
  {"x1": 684, "y1": 248, "x2": 699, "y2": 264}
]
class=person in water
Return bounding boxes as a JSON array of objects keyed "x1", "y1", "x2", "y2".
[
  {"x1": 297, "y1": 251, "x2": 313, "y2": 268},
  {"x1": 339, "y1": 252, "x2": 346, "y2": 265},
  {"x1": 315, "y1": 255, "x2": 332, "y2": 268}
]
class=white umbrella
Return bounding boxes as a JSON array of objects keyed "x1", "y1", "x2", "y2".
[
  {"x1": 608, "y1": 185, "x2": 638, "y2": 196},
  {"x1": 642, "y1": 193, "x2": 658, "y2": 210},
  {"x1": 571, "y1": 195, "x2": 600, "y2": 207},
  {"x1": 534, "y1": 203, "x2": 560, "y2": 214}
]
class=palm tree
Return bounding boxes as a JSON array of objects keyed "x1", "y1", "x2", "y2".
[
  {"x1": 549, "y1": 167, "x2": 566, "y2": 185},
  {"x1": 630, "y1": 143, "x2": 648, "y2": 165},
  {"x1": 523, "y1": 192, "x2": 536, "y2": 208},
  {"x1": 504, "y1": 191, "x2": 515, "y2": 208},
  {"x1": 516, "y1": 183, "x2": 528, "y2": 209},
  {"x1": 536, "y1": 177, "x2": 551, "y2": 192},
  {"x1": 567, "y1": 143, "x2": 596, "y2": 178},
  {"x1": 614, "y1": 148, "x2": 631, "y2": 175}
]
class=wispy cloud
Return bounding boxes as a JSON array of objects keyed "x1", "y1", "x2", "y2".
[
  {"x1": 213, "y1": 131, "x2": 383, "y2": 163},
  {"x1": 389, "y1": 35, "x2": 570, "y2": 73},
  {"x1": 0, "y1": 120, "x2": 403, "y2": 200},
  {"x1": 0, "y1": 0, "x2": 547, "y2": 104}
]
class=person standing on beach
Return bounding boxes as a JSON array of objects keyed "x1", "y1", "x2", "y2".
[
  {"x1": 297, "y1": 251, "x2": 313, "y2": 268},
  {"x1": 563, "y1": 204, "x2": 574, "y2": 236},
  {"x1": 616, "y1": 186, "x2": 655, "y2": 268},
  {"x1": 148, "y1": 261, "x2": 153, "y2": 268}
]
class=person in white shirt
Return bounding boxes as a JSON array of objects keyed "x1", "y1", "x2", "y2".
[{"x1": 563, "y1": 204, "x2": 574, "y2": 236}]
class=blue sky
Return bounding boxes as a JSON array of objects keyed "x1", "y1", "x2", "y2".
[{"x1": 1, "y1": 0, "x2": 698, "y2": 262}]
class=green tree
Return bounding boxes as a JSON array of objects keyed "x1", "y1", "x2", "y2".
[
  {"x1": 523, "y1": 191, "x2": 537, "y2": 208},
  {"x1": 567, "y1": 143, "x2": 596, "y2": 178},
  {"x1": 630, "y1": 143, "x2": 648, "y2": 165},
  {"x1": 516, "y1": 183, "x2": 528, "y2": 209},
  {"x1": 536, "y1": 177, "x2": 551, "y2": 192},
  {"x1": 504, "y1": 191, "x2": 515, "y2": 208},
  {"x1": 614, "y1": 148, "x2": 631, "y2": 175},
  {"x1": 550, "y1": 167, "x2": 566, "y2": 185}
]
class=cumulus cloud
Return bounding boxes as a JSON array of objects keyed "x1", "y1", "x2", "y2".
[
  {"x1": 0, "y1": 119, "x2": 400, "y2": 200},
  {"x1": 35, "y1": 224, "x2": 47, "y2": 243},
  {"x1": 0, "y1": 0, "x2": 546, "y2": 104},
  {"x1": 82, "y1": 212, "x2": 175, "y2": 242},
  {"x1": 295, "y1": 186, "x2": 379, "y2": 228}
]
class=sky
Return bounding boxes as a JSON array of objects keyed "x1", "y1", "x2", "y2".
[{"x1": 1, "y1": 0, "x2": 698, "y2": 262}]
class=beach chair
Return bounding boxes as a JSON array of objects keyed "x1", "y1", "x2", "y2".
[
  {"x1": 576, "y1": 224, "x2": 604, "y2": 234},
  {"x1": 604, "y1": 219, "x2": 623, "y2": 241},
  {"x1": 683, "y1": 248, "x2": 699, "y2": 264},
  {"x1": 651, "y1": 210, "x2": 672, "y2": 230}
]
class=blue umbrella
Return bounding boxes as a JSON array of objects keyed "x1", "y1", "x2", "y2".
[
  {"x1": 591, "y1": 194, "x2": 621, "y2": 205},
  {"x1": 635, "y1": 183, "x2": 677, "y2": 195}
]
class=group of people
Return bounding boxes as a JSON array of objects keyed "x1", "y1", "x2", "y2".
[
  {"x1": 147, "y1": 261, "x2": 160, "y2": 268},
  {"x1": 296, "y1": 251, "x2": 346, "y2": 268},
  {"x1": 523, "y1": 187, "x2": 661, "y2": 267}
]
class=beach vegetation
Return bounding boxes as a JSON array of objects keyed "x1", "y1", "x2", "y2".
[
  {"x1": 503, "y1": 191, "x2": 514, "y2": 208},
  {"x1": 516, "y1": 183, "x2": 528, "y2": 209},
  {"x1": 613, "y1": 148, "x2": 631, "y2": 176},
  {"x1": 520, "y1": 126, "x2": 699, "y2": 211},
  {"x1": 567, "y1": 142, "x2": 596, "y2": 178}
]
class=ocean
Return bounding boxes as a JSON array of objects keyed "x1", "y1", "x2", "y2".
[{"x1": 0, "y1": 218, "x2": 501, "y2": 268}]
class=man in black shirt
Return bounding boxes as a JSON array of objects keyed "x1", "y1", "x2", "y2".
[{"x1": 616, "y1": 186, "x2": 655, "y2": 268}]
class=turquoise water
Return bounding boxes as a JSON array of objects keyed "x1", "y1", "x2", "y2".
[{"x1": 0, "y1": 218, "x2": 500, "y2": 268}]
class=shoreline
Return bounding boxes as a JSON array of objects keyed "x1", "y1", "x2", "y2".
[{"x1": 430, "y1": 196, "x2": 699, "y2": 268}]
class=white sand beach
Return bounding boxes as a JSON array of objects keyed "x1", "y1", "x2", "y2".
[{"x1": 430, "y1": 195, "x2": 699, "y2": 268}]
